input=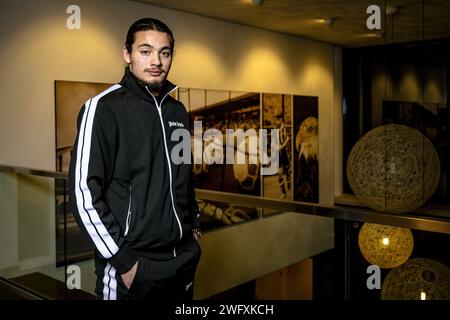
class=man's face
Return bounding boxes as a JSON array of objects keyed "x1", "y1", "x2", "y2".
[{"x1": 123, "y1": 30, "x2": 173, "y2": 94}]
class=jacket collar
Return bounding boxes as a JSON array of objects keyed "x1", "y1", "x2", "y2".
[{"x1": 120, "y1": 67, "x2": 177, "y2": 103}]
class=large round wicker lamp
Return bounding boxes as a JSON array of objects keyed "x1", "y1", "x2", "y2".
[
  {"x1": 381, "y1": 258, "x2": 450, "y2": 300},
  {"x1": 347, "y1": 124, "x2": 440, "y2": 213},
  {"x1": 358, "y1": 223, "x2": 414, "y2": 269}
]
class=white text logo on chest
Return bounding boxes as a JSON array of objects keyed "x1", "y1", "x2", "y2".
[{"x1": 169, "y1": 121, "x2": 184, "y2": 128}]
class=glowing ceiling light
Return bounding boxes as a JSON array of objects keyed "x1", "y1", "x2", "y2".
[{"x1": 243, "y1": 0, "x2": 263, "y2": 5}]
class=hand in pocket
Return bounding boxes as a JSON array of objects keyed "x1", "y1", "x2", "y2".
[{"x1": 121, "y1": 260, "x2": 138, "y2": 289}]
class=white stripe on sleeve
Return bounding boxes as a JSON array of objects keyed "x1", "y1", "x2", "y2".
[{"x1": 74, "y1": 84, "x2": 122, "y2": 259}]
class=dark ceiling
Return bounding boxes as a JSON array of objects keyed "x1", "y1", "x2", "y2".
[{"x1": 134, "y1": 0, "x2": 450, "y2": 47}]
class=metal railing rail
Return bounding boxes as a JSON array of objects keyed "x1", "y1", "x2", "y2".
[
  {"x1": 196, "y1": 189, "x2": 450, "y2": 234},
  {"x1": 0, "y1": 164, "x2": 68, "y2": 180}
]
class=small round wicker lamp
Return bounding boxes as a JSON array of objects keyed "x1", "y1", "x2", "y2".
[
  {"x1": 347, "y1": 124, "x2": 440, "y2": 213},
  {"x1": 381, "y1": 258, "x2": 450, "y2": 300},
  {"x1": 358, "y1": 223, "x2": 414, "y2": 269}
]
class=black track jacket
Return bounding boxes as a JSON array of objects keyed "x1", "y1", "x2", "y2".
[{"x1": 69, "y1": 68, "x2": 200, "y2": 275}]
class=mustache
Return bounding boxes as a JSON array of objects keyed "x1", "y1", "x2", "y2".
[{"x1": 145, "y1": 68, "x2": 165, "y2": 73}]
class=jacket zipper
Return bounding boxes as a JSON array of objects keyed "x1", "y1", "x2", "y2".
[
  {"x1": 124, "y1": 185, "x2": 132, "y2": 237},
  {"x1": 145, "y1": 86, "x2": 183, "y2": 257}
]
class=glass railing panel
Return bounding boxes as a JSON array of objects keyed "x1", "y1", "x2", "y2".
[
  {"x1": 0, "y1": 171, "x2": 66, "y2": 298},
  {"x1": 55, "y1": 178, "x2": 96, "y2": 298},
  {"x1": 336, "y1": 219, "x2": 450, "y2": 300},
  {"x1": 0, "y1": 168, "x2": 95, "y2": 299},
  {"x1": 189, "y1": 196, "x2": 333, "y2": 300},
  {"x1": 1, "y1": 165, "x2": 449, "y2": 300}
]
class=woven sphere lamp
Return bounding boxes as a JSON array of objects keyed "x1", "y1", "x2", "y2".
[
  {"x1": 347, "y1": 124, "x2": 440, "y2": 213},
  {"x1": 381, "y1": 258, "x2": 450, "y2": 300},
  {"x1": 358, "y1": 223, "x2": 414, "y2": 269}
]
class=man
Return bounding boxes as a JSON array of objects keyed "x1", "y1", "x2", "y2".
[{"x1": 69, "y1": 18, "x2": 202, "y2": 300}]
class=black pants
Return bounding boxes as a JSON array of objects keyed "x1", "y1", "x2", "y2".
[{"x1": 94, "y1": 237, "x2": 201, "y2": 300}]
